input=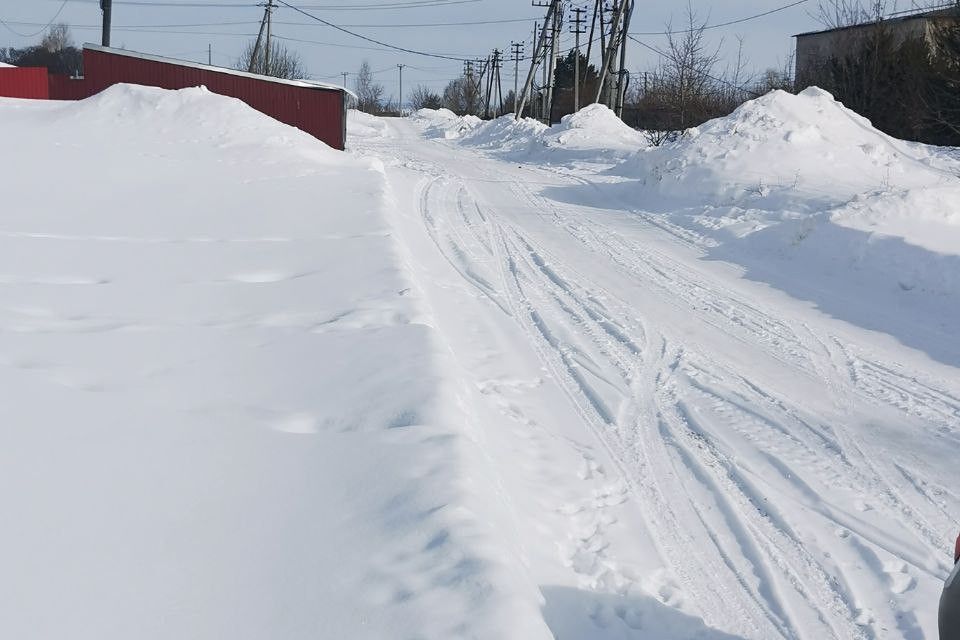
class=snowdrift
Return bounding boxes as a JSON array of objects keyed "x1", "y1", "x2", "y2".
[
  {"x1": 0, "y1": 85, "x2": 547, "y2": 640},
  {"x1": 608, "y1": 87, "x2": 960, "y2": 313},
  {"x1": 619, "y1": 87, "x2": 958, "y2": 212},
  {"x1": 414, "y1": 103, "x2": 647, "y2": 163}
]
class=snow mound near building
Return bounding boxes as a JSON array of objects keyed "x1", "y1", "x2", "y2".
[
  {"x1": 347, "y1": 108, "x2": 388, "y2": 141},
  {"x1": 0, "y1": 61, "x2": 15, "y2": 68},
  {"x1": 621, "y1": 87, "x2": 958, "y2": 211}
]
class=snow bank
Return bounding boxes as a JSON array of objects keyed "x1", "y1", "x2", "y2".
[
  {"x1": 347, "y1": 107, "x2": 388, "y2": 140},
  {"x1": 0, "y1": 85, "x2": 548, "y2": 640},
  {"x1": 620, "y1": 87, "x2": 957, "y2": 211},
  {"x1": 540, "y1": 103, "x2": 647, "y2": 156},
  {"x1": 458, "y1": 113, "x2": 548, "y2": 151},
  {"x1": 412, "y1": 104, "x2": 646, "y2": 163},
  {"x1": 410, "y1": 107, "x2": 483, "y2": 140},
  {"x1": 606, "y1": 87, "x2": 960, "y2": 308},
  {"x1": 0, "y1": 61, "x2": 14, "y2": 68}
]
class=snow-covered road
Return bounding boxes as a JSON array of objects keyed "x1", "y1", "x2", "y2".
[{"x1": 352, "y1": 115, "x2": 960, "y2": 639}]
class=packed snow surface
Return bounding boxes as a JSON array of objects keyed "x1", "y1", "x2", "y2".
[
  {"x1": 347, "y1": 91, "x2": 960, "y2": 639},
  {"x1": 3, "y1": 83, "x2": 958, "y2": 640}
]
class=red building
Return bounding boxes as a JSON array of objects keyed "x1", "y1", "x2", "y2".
[{"x1": 0, "y1": 45, "x2": 350, "y2": 150}]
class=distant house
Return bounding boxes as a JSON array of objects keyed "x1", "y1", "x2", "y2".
[{"x1": 794, "y1": 6, "x2": 960, "y2": 86}]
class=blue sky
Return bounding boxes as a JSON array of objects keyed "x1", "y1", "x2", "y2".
[{"x1": 0, "y1": 0, "x2": 827, "y2": 101}]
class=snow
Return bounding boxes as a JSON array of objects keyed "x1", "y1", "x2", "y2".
[
  {"x1": 0, "y1": 61, "x2": 14, "y2": 68},
  {"x1": 347, "y1": 96, "x2": 960, "y2": 639},
  {"x1": 414, "y1": 103, "x2": 646, "y2": 162},
  {"x1": 618, "y1": 87, "x2": 958, "y2": 211},
  {"x1": 4, "y1": 83, "x2": 959, "y2": 640},
  {"x1": 0, "y1": 84, "x2": 550, "y2": 640}
]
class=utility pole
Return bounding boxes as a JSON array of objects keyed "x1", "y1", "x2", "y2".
[
  {"x1": 248, "y1": 4, "x2": 269, "y2": 73},
  {"x1": 341, "y1": 71, "x2": 348, "y2": 87},
  {"x1": 511, "y1": 41, "x2": 523, "y2": 115},
  {"x1": 570, "y1": 6, "x2": 586, "y2": 112},
  {"x1": 614, "y1": 0, "x2": 633, "y2": 117},
  {"x1": 493, "y1": 49, "x2": 503, "y2": 116},
  {"x1": 208, "y1": 43, "x2": 212, "y2": 65},
  {"x1": 595, "y1": 0, "x2": 631, "y2": 108},
  {"x1": 516, "y1": 0, "x2": 561, "y2": 122},
  {"x1": 544, "y1": 4, "x2": 561, "y2": 124},
  {"x1": 484, "y1": 53, "x2": 493, "y2": 118},
  {"x1": 397, "y1": 64, "x2": 405, "y2": 116},
  {"x1": 264, "y1": 0, "x2": 275, "y2": 76},
  {"x1": 100, "y1": 0, "x2": 112, "y2": 47},
  {"x1": 585, "y1": 0, "x2": 600, "y2": 77}
]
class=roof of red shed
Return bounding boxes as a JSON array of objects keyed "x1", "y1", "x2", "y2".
[{"x1": 83, "y1": 44, "x2": 355, "y2": 98}]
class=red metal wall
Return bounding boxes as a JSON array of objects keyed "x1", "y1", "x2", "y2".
[
  {"x1": 77, "y1": 49, "x2": 346, "y2": 149},
  {"x1": 0, "y1": 67, "x2": 50, "y2": 99},
  {"x1": 48, "y1": 74, "x2": 89, "y2": 101}
]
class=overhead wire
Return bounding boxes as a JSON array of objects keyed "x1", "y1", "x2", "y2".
[
  {"x1": 0, "y1": 0, "x2": 72, "y2": 38},
  {"x1": 273, "y1": 0, "x2": 481, "y2": 60}
]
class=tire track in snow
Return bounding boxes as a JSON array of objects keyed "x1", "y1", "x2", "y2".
[{"x1": 354, "y1": 121, "x2": 957, "y2": 639}]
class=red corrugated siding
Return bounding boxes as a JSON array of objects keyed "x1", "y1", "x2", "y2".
[
  {"x1": 0, "y1": 67, "x2": 50, "y2": 99},
  {"x1": 48, "y1": 74, "x2": 89, "y2": 101},
  {"x1": 80, "y1": 49, "x2": 345, "y2": 149}
]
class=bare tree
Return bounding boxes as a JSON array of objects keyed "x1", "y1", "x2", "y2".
[
  {"x1": 442, "y1": 76, "x2": 481, "y2": 116},
  {"x1": 237, "y1": 39, "x2": 306, "y2": 80},
  {"x1": 658, "y1": 4, "x2": 724, "y2": 129},
  {"x1": 355, "y1": 60, "x2": 385, "y2": 113},
  {"x1": 409, "y1": 85, "x2": 443, "y2": 110},
  {"x1": 813, "y1": 0, "x2": 887, "y2": 28},
  {"x1": 41, "y1": 23, "x2": 71, "y2": 53}
]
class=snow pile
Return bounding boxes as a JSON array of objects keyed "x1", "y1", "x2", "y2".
[
  {"x1": 609, "y1": 87, "x2": 960, "y2": 305},
  {"x1": 458, "y1": 113, "x2": 548, "y2": 151},
  {"x1": 621, "y1": 87, "x2": 958, "y2": 210},
  {"x1": 540, "y1": 103, "x2": 647, "y2": 156},
  {"x1": 347, "y1": 107, "x2": 388, "y2": 140},
  {"x1": 411, "y1": 107, "x2": 483, "y2": 140},
  {"x1": 0, "y1": 84, "x2": 548, "y2": 640},
  {"x1": 459, "y1": 104, "x2": 644, "y2": 162},
  {"x1": 0, "y1": 61, "x2": 14, "y2": 68}
]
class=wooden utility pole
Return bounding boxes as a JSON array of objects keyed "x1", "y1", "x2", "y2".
[
  {"x1": 208, "y1": 43, "x2": 212, "y2": 65},
  {"x1": 100, "y1": 0, "x2": 112, "y2": 47},
  {"x1": 595, "y1": 0, "x2": 631, "y2": 108},
  {"x1": 341, "y1": 71, "x2": 348, "y2": 87},
  {"x1": 511, "y1": 41, "x2": 523, "y2": 115},
  {"x1": 544, "y1": 7, "x2": 561, "y2": 123},
  {"x1": 494, "y1": 49, "x2": 504, "y2": 116},
  {"x1": 248, "y1": 6, "x2": 269, "y2": 73},
  {"x1": 516, "y1": 0, "x2": 560, "y2": 121},
  {"x1": 397, "y1": 64, "x2": 404, "y2": 115},
  {"x1": 585, "y1": 0, "x2": 600, "y2": 75},
  {"x1": 264, "y1": 0, "x2": 275, "y2": 75},
  {"x1": 614, "y1": 0, "x2": 633, "y2": 117},
  {"x1": 570, "y1": 6, "x2": 586, "y2": 112}
]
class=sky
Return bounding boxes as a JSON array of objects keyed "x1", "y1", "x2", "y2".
[{"x1": 0, "y1": 0, "x2": 878, "y2": 103}]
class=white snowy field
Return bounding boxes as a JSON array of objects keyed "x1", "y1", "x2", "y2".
[{"x1": 1, "y1": 83, "x2": 958, "y2": 640}]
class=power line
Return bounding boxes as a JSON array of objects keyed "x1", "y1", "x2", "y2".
[
  {"x1": 2, "y1": 17, "x2": 540, "y2": 30},
  {"x1": 630, "y1": 0, "x2": 811, "y2": 36},
  {"x1": 0, "y1": 0, "x2": 71, "y2": 38},
  {"x1": 626, "y1": 34, "x2": 763, "y2": 98},
  {"x1": 273, "y1": 0, "x2": 479, "y2": 60}
]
